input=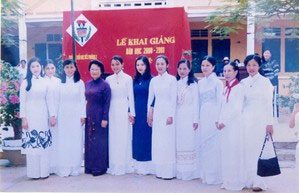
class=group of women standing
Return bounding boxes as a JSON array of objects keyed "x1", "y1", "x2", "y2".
[
  {"x1": 20, "y1": 58, "x2": 86, "y2": 178},
  {"x1": 20, "y1": 53, "x2": 274, "y2": 192}
]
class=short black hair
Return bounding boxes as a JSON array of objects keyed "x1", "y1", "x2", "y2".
[
  {"x1": 244, "y1": 54, "x2": 262, "y2": 67},
  {"x1": 155, "y1": 55, "x2": 169, "y2": 65},
  {"x1": 203, "y1": 55, "x2": 217, "y2": 66},
  {"x1": 88, "y1": 60, "x2": 105, "y2": 74},
  {"x1": 111, "y1": 55, "x2": 123, "y2": 64}
]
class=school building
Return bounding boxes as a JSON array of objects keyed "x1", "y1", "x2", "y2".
[{"x1": 1, "y1": 0, "x2": 299, "y2": 94}]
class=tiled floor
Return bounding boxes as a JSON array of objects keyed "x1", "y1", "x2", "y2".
[{"x1": 0, "y1": 166, "x2": 299, "y2": 193}]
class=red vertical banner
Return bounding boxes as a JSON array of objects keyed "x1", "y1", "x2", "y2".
[{"x1": 62, "y1": 7, "x2": 191, "y2": 81}]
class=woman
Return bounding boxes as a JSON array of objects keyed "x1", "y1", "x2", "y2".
[
  {"x1": 175, "y1": 59, "x2": 199, "y2": 180},
  {"x1": 242, "y1": 54, "x2": 274, "y2": 191},
  {"x1": 217, "y1": 62, "x2": 245, "y2": 190},
  {"x1": 106, "y1": 55, "x2": 135, "y2": 175},
  {"x1": 261, "y1": 50, "x2": 279, "y2": 87},
  {"x1": 20, "y1": 57, "x2": 56, "y2": 179},
  {"x1": 43, "y1": 59, "x2": 61, "y2": 174},
  {"x1": 132, "y1": 55, "x2": 153, "y2": 175},
  {"x1": 147, "y1": 55, "x2": 177, "y2": 179},
  {"x1": 198, "y1": 55, "x2": 223, "y2": 185},
  {"x1": 261, "y1": 50, "x2": 280, "y2": 117},
  {"x1": 55, "y1": 59, "x2": 86, "y2": 177},
  {"x1": 85, "y1": 60, "x2": 111, "y2": 176}
]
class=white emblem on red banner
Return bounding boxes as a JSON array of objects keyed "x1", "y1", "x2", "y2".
[{"x1": 66, "y1": 14, "x2": 97, "y2": 47}]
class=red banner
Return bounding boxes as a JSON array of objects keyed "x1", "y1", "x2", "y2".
[{"x1": 62, "y1": 7, "x2": 191, "y2": 81}]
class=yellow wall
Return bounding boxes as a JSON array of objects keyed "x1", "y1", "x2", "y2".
[
  {"x1": 189, "y1": 22, "x2": 247, "y2": 62},
  {"x1": 25, "y1": 0, "x2": 92, "y2": 14},
  {"x1": 27, "y1": 25, "x2": 62, "y2": 59}
]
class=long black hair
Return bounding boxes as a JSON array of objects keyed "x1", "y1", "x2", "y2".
[
  {"x1": 134, "y1": 55, "x2": 151, "y2": 84},
  {"x1": 261, "y1": 49, "x2": 272, "y2": 63},
  {"x1": 176, "y1": 59, "x2": 197, "y2": 85},
  {"x1": 25, "y1": 57, "x2": 42, "y2": 91},
  {"x1": 61, "y1": 59, "x2": 81, "y2": 83}
]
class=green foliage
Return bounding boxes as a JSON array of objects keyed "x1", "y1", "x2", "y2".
[
  {"x1": 277, "y1": 74, "x2": 299, "y2": 111},
  {"x1": 1, "y1": 0, "x2": 23, "y2": 46},
  {"x1": 0, "y1": 60, "x2": 22, "y2": 139},
  {"x1": 206, "y1": 0, "x2": 299, "y2": 37}
]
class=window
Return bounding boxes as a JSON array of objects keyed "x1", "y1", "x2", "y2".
[
  {"x1": 54, "y1": 34, "x2": 62, "y2": 41},
  {"x1": 191, "y1": 29, "x2": 208, "y2": 37},
  {"x1": 47, "y1": 34, "x2": 62, "y2": 42},
  {"x1": 263, "y1": 28, "x2": 281, "y2": 38},
  {"x1": 191, "y1": 40, "x2": 208, "y2": 73},
  {"x1": 47, "y1": 34, "x2": 54, "y2": 41},
  {"x1": 285, "y1": 28, "x2": 299, "y2": 72},
  {"x1": 211, "y1": 31, "x2": 229, "y2": 37},
  {"x1": 285, "y1": 28, "x2": 299, "y2": 38},
  {"x1": 262, "y1": 27, "x2": 281, "y2": 71}
]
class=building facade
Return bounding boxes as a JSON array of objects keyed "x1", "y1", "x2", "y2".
[{"x1": 2, "y1": 0, "x2": 299, "y2": 85}]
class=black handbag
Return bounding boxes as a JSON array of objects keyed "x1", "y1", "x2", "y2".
[{"x1": 257, "y1": 134, "x2": 281, "y2": 177}]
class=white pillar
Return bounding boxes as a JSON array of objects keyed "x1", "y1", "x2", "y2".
[
  {"x1": 18, "y1": 9, "x2": 27, "y2": 61},
  {"x1": 246, "y1": 0, "x2": 256, "y2": 55},
  {"x1": 247, "y1": 15, "x2": 255, "y2": 55}
]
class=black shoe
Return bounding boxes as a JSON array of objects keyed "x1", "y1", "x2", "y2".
[
  {"x1": 92, "y1": 171, "x2": 106, "y2": 176},
  {"x1": 40, "y1": 176, "x2": 49, "y2": 180},
  {"x1": 162, "y1": 177, "x2": 175, "y2": 180},
  {"x1": 85, "y1": 168, "x2": 92, "y2": 174},
  {"x1": 252, "y1": 187, "x2": 263, "y2": 192}
]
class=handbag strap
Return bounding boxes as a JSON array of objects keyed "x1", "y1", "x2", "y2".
[{"x1": 259, "y1": 133, "x2": 278, "y2": 158}]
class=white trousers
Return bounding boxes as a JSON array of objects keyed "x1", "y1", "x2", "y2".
[{"x1": 26, "y1": 153, "x2": 50, "y2": 178}]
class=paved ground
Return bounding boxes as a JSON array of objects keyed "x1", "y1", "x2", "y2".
[
  {"x1": 0, "y1": 166, "x2": 299, "y2": 193},
  {"x1": 1, "y1": 115, "x2": 298, "y2": 192}
]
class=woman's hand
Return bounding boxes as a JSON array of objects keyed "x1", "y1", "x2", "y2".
[
  {"x1": 193, "y1": 123, "x2": 198, "y2": 130},
  {"x1": 49, "y1": 116, "x2": 56, "y2": 127},
  {"x1": 266, "y1": 125, "x2": 273, "y2": 135},
  {"x1": 218, "y1": 123, "x2": 225, "y2": 130},
  {"x1": 81, "y1": 118, "x2": 86, "y2": 126},
  {"x1": 166, "y1": 117, "x2": 173, "y2": 125},
  {"x1": 101, "y1": 120, "x2": 108, "y2": 128},
  {"x1": 147, "y1": 108, "x2": 154, "y2": 127},
  {"x1": 128, "y1": 113, "x2": 135, "y2": 124},
  {"x1": 22, "y1": 118, "x2": 28, "y2": 130}
]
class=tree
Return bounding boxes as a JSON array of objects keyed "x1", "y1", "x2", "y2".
[
  {"x1": 1, "y1": 0, "x2": 22, "y2": 46},
  {"x1": 1, "y1": 0, "x2": 23, "y2": 140},
  {"x1": 206, "y1": 0, "x2": 299, "y2": 36}
]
